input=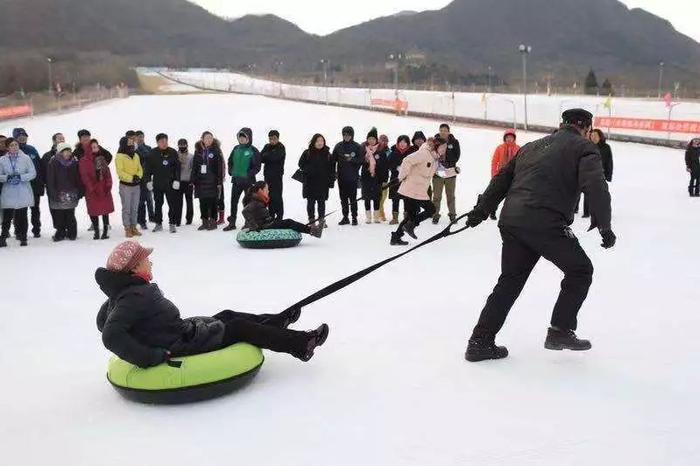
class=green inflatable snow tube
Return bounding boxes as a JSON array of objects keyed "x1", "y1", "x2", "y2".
[
  {"x1": 236, "y1": 229, "x2": 302, "y2": 249},
  {"x1": 107, "y1": 343, "x2": 264, "y2": 404}
]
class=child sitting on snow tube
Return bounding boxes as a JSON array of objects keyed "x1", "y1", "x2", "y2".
[
  {"x1": 95, "y1": 240, "x2": 329, "y2": 368},
  {"x1": 242, "y1": 181, "x2": 323, "y2": 238}
]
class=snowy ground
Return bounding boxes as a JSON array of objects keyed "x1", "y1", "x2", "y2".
[{"x1": 1, "y1": 94, "x2": 698, "y2": 466}]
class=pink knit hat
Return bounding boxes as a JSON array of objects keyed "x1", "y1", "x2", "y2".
[{"x1": 106, "y1": 241, "x2": 153, "y2": 273}]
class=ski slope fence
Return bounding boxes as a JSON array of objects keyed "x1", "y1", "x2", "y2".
[{"x1": 144, "y1": 68, "x2": 700, "y2": 149}]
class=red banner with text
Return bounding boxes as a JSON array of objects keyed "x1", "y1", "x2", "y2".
[
  {"x1": 594, "y1": 116, "x2": 700, "y2": 134},
  {"x1": 0, "y1": 105, "x2": 33, "y2": 120}
]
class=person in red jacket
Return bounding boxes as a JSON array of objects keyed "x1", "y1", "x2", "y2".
[
  {"x1": 79, "y1": 139, "x2": 115, "y2": 240},
  {"x1": 486, "y1": 129, "x2": 520, "y2": 220}
]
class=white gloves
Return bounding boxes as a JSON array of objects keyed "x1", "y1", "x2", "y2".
[
  {"x1": 172, "y1": 180, "x2": 181, "y2": 190},
  {"x1": 147, "y1": 181, "x2": 154, "y2": 191}
]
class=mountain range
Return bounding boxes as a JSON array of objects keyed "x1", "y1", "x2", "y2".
[{"x1": 1, "y1": 0, "x2": 699, "y2": 93}]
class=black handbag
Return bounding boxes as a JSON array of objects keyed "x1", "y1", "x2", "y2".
[{"x1": 292, "y1": 169, "x2": 306, "y2": 183}]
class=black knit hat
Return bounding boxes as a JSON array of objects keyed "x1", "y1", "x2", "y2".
[
  {"x1": 342, "y1": 126, "x2": 354, "y2": 137},
  {"x1": 367, "y1": 127, "x2": 378, "y2": 141},
  {"x1": 412, "y1": 131, "x2": 426, "y2": 145},
  {"x1": 562, "y1": 108, "x2": 594, "y2": 128}
]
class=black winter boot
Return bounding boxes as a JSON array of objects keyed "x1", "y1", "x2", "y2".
[
  {"x1": 338, "y1": 217, "x2": 350, "y2": 226},
  {"x1": 402, "y1": 220, "x2": 417, "y2": 240},
  {"x1": 448, "y1": 214, "x2": 456, "y2": 223},
  {"x1": 351, "y1": 217, "x2": 358, "y2": 226},
  {"x1": 0, "y1": 236, "x2": 6, "y2": 247},
  {"x1": 465, "y1": 337, "x2": 509, "y2": 362},
  {"x1": 695, "y1": 186, "x2": 700, "y2": 197},
  {"x1": 544, "y1": 327, "x2": 592, "y2": 351},
  {"x1": 390, "y1": 232, "x2": 408, "y2": 246},
  {"x1": 299, "y1": 324, "x2": 330, "y2": 362},
  {"x1": 93, "y1": 225, "x2": 100, "y2": 240},
  {"x1": 263, "y1": 306, "x2": 302, "y2": 329},
  {"x1": 432, "y1": 214, "x2": 440, "y2": 225}
]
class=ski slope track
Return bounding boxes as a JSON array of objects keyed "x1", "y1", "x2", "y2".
[{"x1": 0, "y1": 94, "x2": 697, "y2": 466}]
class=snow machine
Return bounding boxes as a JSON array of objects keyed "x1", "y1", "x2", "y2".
[
  {"x1": 107, "y1": 343, "x2": 264, "y2": 404},
  {"x1": 236, "y1": 229, "x2": 302, "y2": 249}
]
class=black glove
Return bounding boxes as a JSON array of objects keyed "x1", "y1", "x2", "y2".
[
  {"x1": 600, "y1": 229, "x2": 616, "y2": 249},
  {"x1": 465, "y1": 208, "x2": 489, "y2": 228}
]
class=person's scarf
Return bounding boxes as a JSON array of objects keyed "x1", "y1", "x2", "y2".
[{"x1": 365, "y1": 144, "x2": 378, "y2": 177}]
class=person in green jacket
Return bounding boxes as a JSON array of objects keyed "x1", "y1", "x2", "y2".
[{"x1": 224, "y1": 128, "x2": 261, "y2": 231}]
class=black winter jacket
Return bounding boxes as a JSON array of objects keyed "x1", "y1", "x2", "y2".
[
  {"x1": 361, "y1": 144, "x2": 390, "y2": 199},
  {"x1": 477, "y1": 126, "x2": 612, "y2": 231},
  {"x1": 95, "y1": 268, "x2": 225, "y2": 368},
  {"x1": 242, "y1": 197, "x2": 274, "y2": 230},
  {"x1": 192, "y1": 141, "x2": 224, "y2": 200},
  {"x1": 332, "y1": 140, "x2": 364, "y2": 185},
  {"x1": 598, "y1": 142, "x2": 613, "y2": 182},
  {"x1": 388, "y1": 144, "x2": 411, "y2": 198},
  {"x1": 442, "y1": 134, "x2": 461, "y2": 169},
  {"x1": 144, "y1": 147, "x2": 180, "y2": 192},
  {"x1": 299, "y1": 147, "x2": 335, "y2": 200},
  {"x1": 261, "y1": 143, "x2": 286, "y2": 180},
  {"x1": 685, "y1": 146, "x2": 700, "y2": 173}
]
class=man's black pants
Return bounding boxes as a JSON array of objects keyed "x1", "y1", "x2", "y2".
[
  {"x1": 266, "y1": 176, "x2": 284, "y2": 220},
  {"x1": 339, "y1": 183, "x2": 358, "y2": 219},
  {"x1": 471, "y1": 226, "x2": 594, "y2": 339},
  {"x1": 153, "y1": 188, "x2": 178, "y2": 226}
]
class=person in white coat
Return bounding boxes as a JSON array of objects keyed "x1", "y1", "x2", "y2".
[{"x1": 0, "y1": 137, "x2": 37, "y2": 247}]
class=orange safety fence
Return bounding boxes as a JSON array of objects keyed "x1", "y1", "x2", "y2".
[
  {"x1": 594, "y1": 116, "x2": 700, "y2": 134},
  {"x1": 0, "y1": 105, "x2": 33, "y2": 120},
  {"x1": 371, "y1": 98, "x2": 408, "y2": 113}
]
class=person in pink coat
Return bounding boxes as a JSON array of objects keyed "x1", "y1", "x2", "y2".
[
  {"x1": 79, "y1": 138, "x2": 115, "y2": 240},
  {"x1": 390, "y1": 135, "x2": 447, "y2": 246}
]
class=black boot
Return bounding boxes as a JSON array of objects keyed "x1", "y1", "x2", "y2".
[
  {"x1": 338, "y1": 217, "x2": 350, "y2": 226},
  {"x1": 390, "y1": 232, "x2": 408, "y2": 246},
  {"x1": 93, "y1": 225, "x2": 100, "y2": 240},
  {"x1": 432, "y1": 214, "x2": 440, "y2": 225},
  {"x1": 0, "y1": 236, "x2": 6, "y2": 248},
  {"x1": 101, "y1": 225, "x2": 110, "y2": 240},
  {"x1": 448, "y1": 214, "x2": 456, "y2": 223},
  {"x1": 544, "y1": 327, "x2": 591, "y2": 351},
  {"x1": 298, "y1": 324, "x2": 330, "y2": 362},
  {"x1": 465, "y1": 337, "x2": 509, "y2": 362},
  {"x1": 223, "y1": 222, "x2": 236, "y2": 232},
  {"x1": 19, "y1": 236, "x2": 28, "y2": 247},
  {"x1": 262, "y1": 306, "x2": 302, "y2": 329},
  {"x1": 351, "y1": 217, "x2": 358, "y2": 226},
  {"x1": 695, "y1": 186, "x2": 700, "y2": 197},
  {"x1": 489, "y1": 212, "x2": 497, "y2": 220},
  {"x1": 402, "y1": 220, "x2": 417, "y2": 240}
]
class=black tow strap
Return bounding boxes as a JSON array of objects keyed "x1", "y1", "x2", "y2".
[{"x1": 284, "y1": 213, "x2": 470, "y2": 313}]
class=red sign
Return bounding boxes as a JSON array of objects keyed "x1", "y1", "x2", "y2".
[
  {"x1": 594, "y1": 116, "x2": 700, "y2": 134},
  {"x1": 371, "y1": 98, "x2": 408, "y2": 113},
  {"x1": 0, "y1": 105, "x2": 33, "y2": 120}
]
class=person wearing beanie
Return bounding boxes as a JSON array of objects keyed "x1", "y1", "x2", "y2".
[
  {"x1": 224, "y1": 128, "x2": 261, "y2": 231},
  {"x1": 46, "y1": 142, "x2": 81, "y2": 242},
  {"x1": 95, "y1": 241, "x2": 330, "y2": 367},
  {"x1": 432, "y1": 123, "x2": 461, "y2": 224},
  {"x1": 387, "y1": 135, "x2": 412, "y2": 224},
  {"x1": 389, "y1": 135, "x2": 445, "y2": 246},
  {"x1": 332, "y1": 126, "x2": 364, "y2": 225},
  {"x1": 464, "y1": 108, "x2": 615, "y2": 363},
  {"x1": 115, "y1": 136, "x2": 144, "y2": 238},
  {"x1": 13, "y1": 128, "x2": 43, "y2": 238},
  {"x1": 260, "y1": 130, "x2": 286, "y2": 220},
  {"x1": 134, "y1": 130, "x2": 155, "y2": 229},
  {"x1": 487, "y1": 128, "x2": 521, "y2": 220},
  {"x1": 175, "y1": 138, "x2": 194, "y2": 226},
  {"x1": 0, "y1": 137, "x2": 37, "y2": 248},
  {"x1": 192, "y1": 131, "x2": 225, "y2": 231},
  {"x1": 41, "y1": 133, "x2": 66, "y2": 230},
  {"x1": 144, "y1": 133, "x2": 180, "y2": 233},
  {"x1": 79, "y1": 138, "x2": 115, "y2": 240},
  {"x1": 361, "y1": 127, "x2": 389, "y2": 224}
]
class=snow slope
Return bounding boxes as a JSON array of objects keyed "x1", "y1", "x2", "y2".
[{"x1": 0, "y1": 94, "x2": 698, "y2": 466}]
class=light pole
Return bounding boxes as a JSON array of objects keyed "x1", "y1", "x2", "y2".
[
  {"x1": 657, "y1": 61, "x2": 664, "y2": 99},
  {"x1": 388, "y1": 53, "x2": 403, "y2": 98},
  {"x1": 320, "y1": 59, "x2": 329, "y2": 104},
  {"x1": 47, "y1": 57, "x2": 53, "y2": 94},
  {"x1": 519, "y1": 44, "x2": 532, "y2": 130},
  {"x1": 487, "y1": 65, "x2": 493, "y2": 93}
]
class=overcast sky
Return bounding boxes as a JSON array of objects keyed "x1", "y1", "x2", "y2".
[{"x1": 191, "y1": 0, "x2": 700, "y2": 41}]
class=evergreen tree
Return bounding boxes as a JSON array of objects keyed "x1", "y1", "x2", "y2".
[
  {"x1": 601, "y1": 78, "x2": 614, "y2": 96},
  {"x1": 584, "y1": 69, "x2": 599, "y2": 95}
]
